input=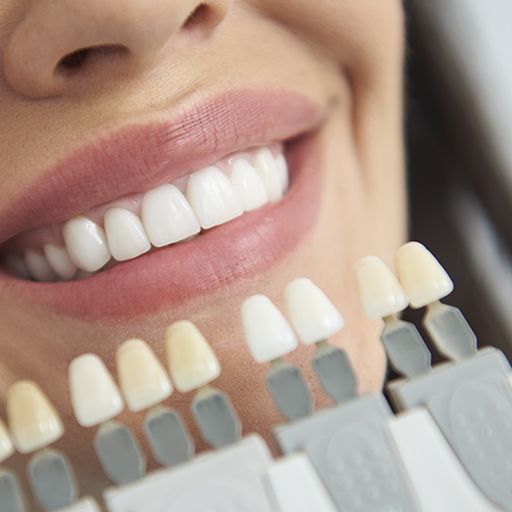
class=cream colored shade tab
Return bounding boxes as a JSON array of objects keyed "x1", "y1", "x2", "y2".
[
  {"x1": 116, "y1": 339, "x2": 173, "y2": 412},
  {"x1": 165, "y1": 321, "x2": 221, "y2": 393},
  {"x1": 354, "y1": 256, "x2": 409, "y2": 319},
  {"x1": 7, "y1": 381, "x2": 64, "y2": 454},
  {"x1": 395, "y1": 242, "x2": 454, "y2": 309},
  {"x1": 69, "y1": 354, "x2": 124, "y2": 427},
  {"x1": 284, "y1": 278, "x2": 344, "y2": 345},
  {"x1": 0, "y1": 419, "x2": 14, "y2": 463}
]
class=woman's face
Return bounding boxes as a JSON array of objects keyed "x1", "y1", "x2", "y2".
[{"x1": 0, "y1": 0, "x2": 405, "y2": 494}]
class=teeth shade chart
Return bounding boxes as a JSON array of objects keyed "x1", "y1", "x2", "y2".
[
  {"x1": 116, "y1": 339, "x2": 194, "y2": 468},
  {"x1": 284, "y1": 278, "x2": 357, "y2": 404},
  {"x1": 165, "y1": 321, "x2": 241, "y2": 449},
  {"x1": 396, "y1": 242, "x2": 478, "y2": 362},
  {"x1": 354, "y1": 256, "x2": 432, "y2": 379},
  {"x1": 241, "y1": 294, "x2": 314, "y2": 421},
  {"x1": 69, "y1": 354, "x2": 146, "y2": 486},
  {"x1": 1, "y1": 145, "x2": 289, "y2": 282}
]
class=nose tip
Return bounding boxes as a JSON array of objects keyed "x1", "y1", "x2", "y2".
[{"x1": 3, "y1": 0, "x2": 229, "y2": 98}]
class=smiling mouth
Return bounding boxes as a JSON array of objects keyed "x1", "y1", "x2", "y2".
[{"x1": 0, "y1": 89, "x2": 325, "y2": 320}]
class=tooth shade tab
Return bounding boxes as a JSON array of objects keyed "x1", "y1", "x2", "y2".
[
  {"x1": 241, "y1": 294, "x2": 298, "y2": 363},
  {"x1": 284, "y1": 278, "x2": 344, "y2": 345},
  {"x1": 186, "y1": 166, "x2": 243, "y2": 229},
  {"x1": 62, "y1": 216, "x2": 111, "y2": 272},
  {"x1": 141, "y1": 184, "x2": 200, "y2": 247},
  {"x1": 0, "y1": 419, "x2": 14, "y2": 463},
  {"x1": 44, "y1": 244, "x2": 77, "y2": 280},
  {"x1": 117, "y1": 339, "x2": 173, "y2": 412},
  {"x1": 7, "y1": 381, "x2": 64, "y2": 454},
  {"x1": 396, "y1": 242, "x2": 454, "y2": 308},
  {"x1": 104, "y1": 208, "x2": 150, "y2": 261},
  {"x1": 354, "y1": 256, "x2": 408, "y2": 319},
  {"x1": 24, "y1": 250, "x2": 56, "y2": 282},
  {"x1": 69, "y1": 354, "x2": 124, "y2": 427},
  {"x1": 228, "y1": 158, "x2": 269, "y2": 211},
  {"x1": 165, "y1": 321, "x2": 221, "y2": 393}
]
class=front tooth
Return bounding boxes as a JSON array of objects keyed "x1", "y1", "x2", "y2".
[
  {"x1": 62, "y1": 216, "x2": 111, "y2": 272},
  {"x1": 241, "y1": 294, "x2": 298, "y2": 363},
  {"x1": 24, "y1": 250, "x2": 57, "y2": 282},
  {"x1": 44, "y1": 244, "x2": 77, "y2": 280},
  {"x1": 228, "y1": 158, "x2": 269, "y2": 212},
  {"x1": 395, "y1": 242, "x2": 454, "y2": 308},
  {"x1": 0, "y1": 419, "x2": 14, "y2": 463},
  {"x1": 354, "y1": 256, "x2": 409, "y2": 319},
  {"x1": 7, "y1": 381, "x2": 64, "y2": 453},
  {"x1": 275, "y1": 153, "x2": 289, "y2": 192},
  {"x1": 254, "y1": 147, "x2": 284, "y2": 202},
  {"x1": 104, "y1": 208, "x2": 151, "y2": 261},
  {"x1": 69, "y1": 354, "x2": 124, "y2": 427},
  {"x1": 116, "y1": 339, "x2": 173, "y2": 412},
  {"x1": 284, "y1": 278, "x2": 344, "y2": 345},
  {"x1": 165, "y1": 321, "x2": 221, "y2": 392},
  {"x1": 141, "y1": 184, "x2": 200, "y2": 247},
  {"x1": 186, "y1": 166, "x2": 243, "y2": 229}
]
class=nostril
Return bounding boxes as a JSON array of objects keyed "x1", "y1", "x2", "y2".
[
  {"x1": 183, "y1": 3, "x2": 215, "y2": 31},
  {"x1": 56, "y1": 44, "x2": 129, "y2": 74}
]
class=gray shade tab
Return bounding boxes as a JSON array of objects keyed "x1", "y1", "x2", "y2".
[{"x1": 0, "y1": 467, "x2": 26, "y2": 512}]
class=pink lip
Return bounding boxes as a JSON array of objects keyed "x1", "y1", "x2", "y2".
[{"x1": 0, "y1": 89, "x2": 325, "y2": 321}]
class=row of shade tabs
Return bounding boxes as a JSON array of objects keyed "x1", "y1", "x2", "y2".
[{"x1": 0, "y1": 241, "x2": 478, "y2": 512}]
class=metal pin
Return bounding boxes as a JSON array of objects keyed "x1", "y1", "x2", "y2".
[
  {"x1": 266, "y1": 358, "x2": 314, "y2": 421},
  {"x1": 28, "y1": 448, "x2": 78, "y2": 512},
  {"x1": 311, "y1": 340, "x2": 357, "y2": 403},
  {"x1": 192, "y1": 385, "x2": 241, "y2": 449},
  {"x1": 423, "y1": 301, "x2": 477, "y2": 361},
  {"x1": 144, "y1": 405, "x2": 194, "y2": 467},
  {"x1": 381, "y1": 315, "x2": 432, "y2": 378}
]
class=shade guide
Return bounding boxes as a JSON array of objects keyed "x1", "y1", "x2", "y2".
[
  {"x1": 241, "y1": 294, "x2": 298, "y2": 362},
  {"x1": 0, "y1": 419, "x2": 14, "y2": 463},
  {"x1": 354, "y1": 256, "x2": 408, "y2": 319},
  {"x1": 395, "y1": 242, "x2": 454, "y2": 308},
  {"x1": 284, "y1": 278, "x2": 344, "y2": 345},
  {"x1": 6, "y1": 381, "x2": 64, "y2": 454},
  {"x1": 116, "y1": 339, "x2": 173, "y2": 412},
  {"x1": 165, "y1": 321, "x2": 221, "y2": 393},
  {"x1": 69, "y1": 354, "x2": 124, "y2": 427}
]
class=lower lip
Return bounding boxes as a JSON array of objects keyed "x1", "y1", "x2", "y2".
[{"x1": 0, "y1": 135, "x2": 322, "y2": 322}]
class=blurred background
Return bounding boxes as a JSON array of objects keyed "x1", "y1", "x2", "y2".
[{"x1": 404, "y1": 0, "x2": 512, "y2": 360}]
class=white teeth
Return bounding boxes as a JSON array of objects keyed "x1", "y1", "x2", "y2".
[
  {"x1": 241, "y1": 294, "x2": 298, "y2": 362},
  {"x1": 104, "y1": 208, "x2": 150, "y2": 261},
  {"x1": 254, "y1": 148, "x2": 284, "y2": 202},
  {"x1": 7, "y1": 381, "x2": 64, "y2": 453},
  {"x1": 395, "y1": 242, "x2": 454, "y2": 308},
  {"x1": 284, "y1": 278, "x2": 344, "y2": 345},
  {"x1": 62, "y1": 216, "x2": 111, "y2": 272},
  {"x1": 69, "y1": 354, "x2": 124, "y2": 427},
  {"x1": 275, "y1": 153, "x2": 289, "y2": 192},
  {"x1": 354, "y1": 256, "x2": 409, "y2": 319},
  {"x1": 116, "y1": 339, "x2": 173, "y2": 412},
  {"x1": 141, "y1": 184, "x2": 200, "y2": 247},
  {"x1": 165, "y1": 321, "x2": 221, "y2": 392},
  {"x1": 228, "y1": 158, "x2": 269, "y2": 212},
  {"x1": 24, "y1": 250, "x2": 57, "y2": 282},
  {"x1": 44, "y1": 244, "x2": 77, "y2": 280},
  {"x1": 186, "y1": 166, "x2": 243, "y2": 229},
  {"x1": 0, "y1": 419, "x2": 14, "y2": 463}
]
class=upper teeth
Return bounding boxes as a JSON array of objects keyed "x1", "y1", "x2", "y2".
[{"x1": 5, "y1": 145, "x2": 289, "y2": 281}]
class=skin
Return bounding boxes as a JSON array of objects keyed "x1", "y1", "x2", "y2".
[{"x1": 0, "y1": 0, "x2": 405, "y2": 505}]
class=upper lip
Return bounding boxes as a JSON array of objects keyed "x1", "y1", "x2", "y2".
[{"x1": 0, "y1": 88, "x2": 324, "y2": 247}]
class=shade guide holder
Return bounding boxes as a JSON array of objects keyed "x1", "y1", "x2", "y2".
[
  {"x1": 274, "y1": 392, "x2": 419, "y2": 511},
  {"x1": 388, "y1": 347, "x2": 512, "y2": 511}
]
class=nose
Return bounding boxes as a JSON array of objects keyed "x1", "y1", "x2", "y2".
[{"x1": 3, "y1": 0, "x2": 229, "y2": 98}]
